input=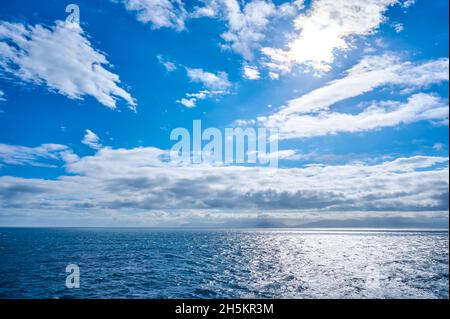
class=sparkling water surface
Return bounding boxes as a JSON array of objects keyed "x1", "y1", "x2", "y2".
[{"x1": 0, "y1": 228, "x2": 448, "y2": 299}]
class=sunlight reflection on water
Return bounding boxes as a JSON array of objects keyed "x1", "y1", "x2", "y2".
[{"x1": 0, "y1": 228, "x2": 448, "y2": 298}]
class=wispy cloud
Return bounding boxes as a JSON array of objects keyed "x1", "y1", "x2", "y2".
[
  {"x1": 433, "y1": 143, "x2": 446, "y2": 151},
  {"x1": 262, "y1": 93, "x2": 449, "y2": 139},
  {"x1": 156, "y1": 54, "x2": 177, "y2": 72},
  {"x1": 0, "y1": 143, "x2": 77, "y2": 167},
  {"x1": 82, "y1": 129, "x2": 102, "y2": 150},
  {"x1": 177, "y1": 89, "x2": 226, "y2": 108},
  {"x1": 281, "y1": 55, "x2": 449, "y2": 115},
  {"x1": 243, "y1": 65, "x2": 261, "y2": 80},
  {"x1": 256, "y1": 55, "x2": 449, "y2": 139},
  {"x1": 176, "y1": 67, "x2": 232, "y2": 107}
]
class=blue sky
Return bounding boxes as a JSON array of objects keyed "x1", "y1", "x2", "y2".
[{"x1": 0, "y1": 0, "x2": 448, "y2": 227}]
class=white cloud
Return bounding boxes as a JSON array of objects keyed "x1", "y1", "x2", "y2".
[
  {"x1": 0, "y1": 143, "x2": 448, "y2": 218},
  {"x1": 118, "y1": 0, "x2": 187, "y2": 31},
  {"x1": 393, "y1": 22, "x2": 404, "y2": 33},
  {"x1": 186, "y1": 91, "x2": 212, "y2": 99},
  {"x1": 234, "y1": 118, "x2": 256, "y2": 126},
  {"x1": 268, "y1": 71, "x2": 279, "y2": 80},
  {"x1": 0, "y1": 143, "x2": 77, "y2": 167},
  {"x1": 178, "y1": 66, "x2": 231, "y2": 107},
  {"x1": 401, "y1": 0, "x2": 415, "y2": 8},
  {"x1": 433, "y1": 143, "x2": 446, "y2": 151},
  {"x1": 262, "y1": 93, "x2": 449, "y2": 139},
  {"x1": 82, "y1": 129, "x2": 102, "y2": 150},
  {"x1": 250, "y1": 149, "x2": 300, "y2": 161},
  {"x1": 220, "y1": 0, "x2": 278, "y2": 60},
  {"x1": 0, "y1": 90, "x2": 5, "y2": 101},
  {"x1": 0, "y1": 20, "x2": 136, "y2": 109},
  {"x1": 186, "y1": 67, "x2": 231, "y2": 90},
  {"x1": 115, "y1": 1, "x2": 303, "y2": 64},
  {"x1": 177, "y1": 97, "x2": 197, "y2": 108},
  {"x1": 177, "y1": 89, "x2": 226, "y2": 108},
  {"x1": 262, "y1": 0, "x2": 400, "y2": 72},
  {"x1": 193, "y1": 0, "x2": 303, "y2": 60},
  {"x1": 276, "y1": 55, "x2": 449, "y2": 116},
  {"x1": 256, "y1": 55, "x2": 449, "y2": 139},
  {"x1": 243, "y1": 65, "x2": 261, "y2": 80},
  {"x1": 156, "y1": 54, "x2": 177, "y2": 72}
]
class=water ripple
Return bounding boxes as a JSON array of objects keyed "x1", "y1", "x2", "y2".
[{"x1": 0, "y1": 228, "x2": 448, "y2": 299}]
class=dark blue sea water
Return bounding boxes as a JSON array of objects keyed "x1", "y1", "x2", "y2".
[{"x1": 0, "y1": 228, "x2": 448, "y2": 299}]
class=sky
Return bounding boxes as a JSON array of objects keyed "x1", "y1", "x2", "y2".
[{"x1": 0, "y1": 0, "x2": 448, "y2": 227}]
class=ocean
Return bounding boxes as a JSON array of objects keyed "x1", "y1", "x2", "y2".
[{"x1": 0, "y1": 228, "x2": 448, "y2": 299}]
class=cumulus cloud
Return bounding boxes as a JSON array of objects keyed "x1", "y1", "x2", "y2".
[
  {"x1": 0, "y1": 141, "x2": 448, "y2": 219},
  {"x1": 256, "y1": 55, "x2": 449, "y2": 139},
  {"x1": 193, "y1": 0, "x2": 303, "y2": 60},
  {"x1": 118, "y1": 0, "x2": 187, "y2": 31},
  {"x1": 82, "y1": 129, "x2": 102, "y2": 150},
  {"x1": 177, "y1": 97, "x2": 197, "y2": 108},
  {"x1": 262, "y1": 0, "x2": 403, "y2": 72},
  {"x1": 243, "y1": 65, "x2": 261, "y2": 80},
  {"x1": 219, "y1": 0, "x2": 278, "y2": 60},
  {"x1": 0, "y1": 20, "x2": 136, "y2": 109},
  {"x1": 186, "y1": 67, "x2": 231, "y2": 90},
  {"x1": 116, "y1": 0, "x2": 304, "y2": 62}
]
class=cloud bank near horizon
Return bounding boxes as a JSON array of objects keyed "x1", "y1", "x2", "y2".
[{"x1": 0, "y1": 140, "x2": 448, "y2": 226}]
